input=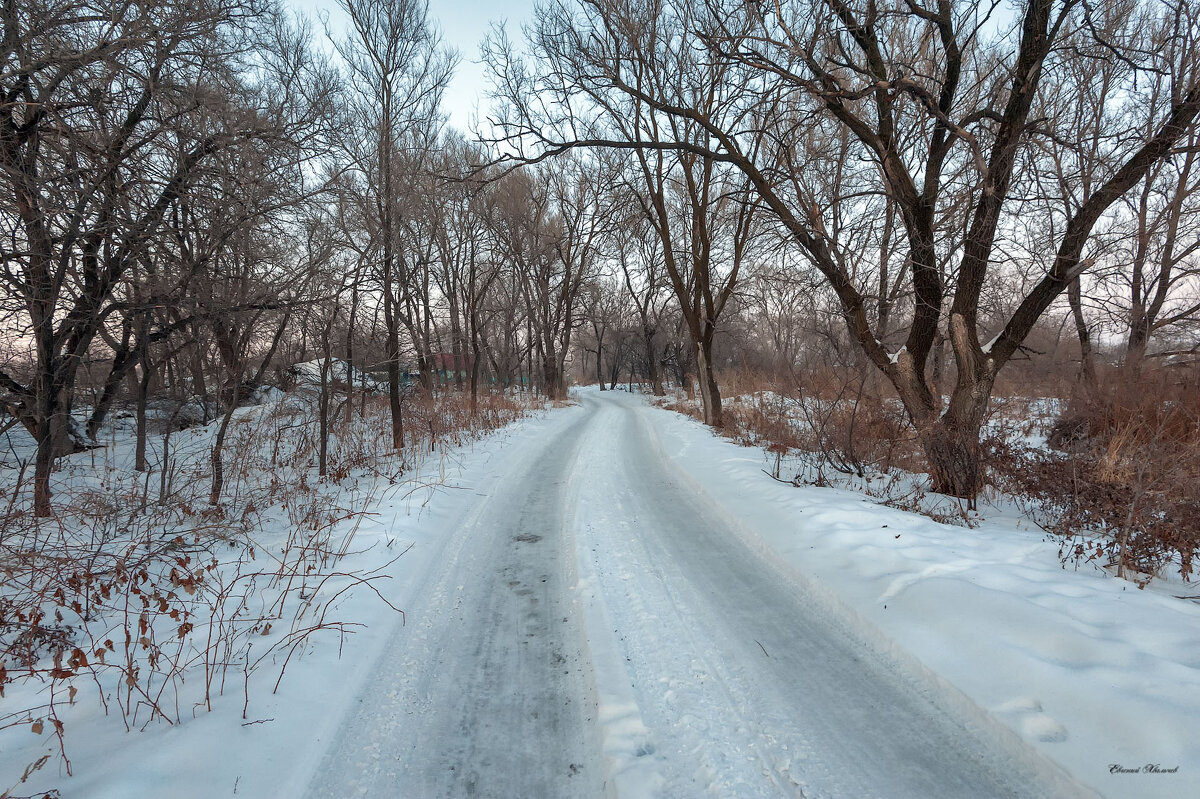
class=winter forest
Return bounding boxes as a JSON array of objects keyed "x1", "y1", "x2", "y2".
[{"x1": 4, "y1": 0, "x2": 1200, "y2": 797}]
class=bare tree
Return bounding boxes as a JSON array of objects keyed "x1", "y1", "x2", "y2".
[
  {"x1": 428, "y1": 137, "x2": 504, "y2": 409},
  {"x1": 615, "y1": 213, "x2": 672, "y2": 396},
  {"x1": 490, "y1": 0, "x2": 1200, "y2": 497},
  {"x1": 333, "y1": 0, "x2": 455, "y2": 447},
  {"x1": 0, "y1": 0, "x2": 333, "y2": 515},
  {"x1": 488, "y1": 3, "x2": 760, "y2": 424},
  {"x1": 487, "y1": 157, "x2": 609, "y2": 399}
]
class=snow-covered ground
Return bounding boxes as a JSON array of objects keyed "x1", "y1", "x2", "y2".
[
  {"x1": 567, "y1": 391, "x2": 1083, "y2": 798},
  {"x1": 644, "y1": 388, "x2": 1199, "y2": 798},
  {"x1": 0, "y1": 386, "x2": 532, "y2": 798},
  {"x1": 4, "y1": 386, "x2": 1196, "y2": 798}
]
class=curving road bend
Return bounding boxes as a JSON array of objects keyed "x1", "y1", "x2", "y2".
[{"x1": 303, "y1": 390, "x2": 1089, "y2": 799}]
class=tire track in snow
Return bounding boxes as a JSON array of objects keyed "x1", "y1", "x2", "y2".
[
  {"x1": 571, "y1": 391, "x2": 1091, "y2": 798},
  {"x1": 303, "y1": 407, "x2": 605, "y2": 799},
  {"x1": 303, "y1": 390, "x2": 1091, "y2": 799}
]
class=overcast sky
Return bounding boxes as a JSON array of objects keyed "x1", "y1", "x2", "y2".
[{"x1": 285, "y1": 0, "x2": 537, "y2": 132}]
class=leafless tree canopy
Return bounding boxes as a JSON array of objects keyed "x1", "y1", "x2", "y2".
[
  {"x1": 486, "y1": 0, "x2": 1200, "y2": 497},
  {"x1": 2, "y1": 0, "x2": 1199, "y2": 513}
]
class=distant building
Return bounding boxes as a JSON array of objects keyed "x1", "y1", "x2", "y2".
[{"x1": 432, "y1": 352, "x2": 473, "y2": 381}]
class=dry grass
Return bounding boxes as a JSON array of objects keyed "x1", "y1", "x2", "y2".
[
  {"x1": 662, "y1": 369, "x2": 923, "y2": 495},
  {"x1": 992, "y1": 368, "x2": 1200, "y2": 583},
  {"x1": 719, "y1": 369, "x2": 920, "y2": 481},
  {"x1": 665, "y1": 362, "x2": 1200, "y2": 583}
]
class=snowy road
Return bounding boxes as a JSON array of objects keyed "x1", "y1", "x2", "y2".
[{"x1": 304, "y1": 390, "x2": 1088, "y2": 798}]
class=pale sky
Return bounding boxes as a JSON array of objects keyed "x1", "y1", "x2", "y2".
[{"x1": 285, "y1": 0, "x2": 537, "y2": 132}]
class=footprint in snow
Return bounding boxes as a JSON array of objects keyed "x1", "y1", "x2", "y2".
[{"x1": 993, "y1": 697, "x2": 1068, "y2": 743}]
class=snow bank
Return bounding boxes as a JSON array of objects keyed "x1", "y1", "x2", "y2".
[{"x1": 644, "y1": 395, "x2": 1200, "y2": 799}]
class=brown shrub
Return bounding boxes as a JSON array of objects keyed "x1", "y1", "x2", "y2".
[
  {"x1": 0, "y1": 383, "x2": 533, "y2": 787},
  {"x1": 699, "y1": 368, "x2": 921, "y2": 484},
  {"x1": 992, "y1": 367, "x2": 1200, "y2": 582}
]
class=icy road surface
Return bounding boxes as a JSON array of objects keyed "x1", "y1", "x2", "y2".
[{"x1": 304, "y1": 390, "x2": 1088, "y2": 798}]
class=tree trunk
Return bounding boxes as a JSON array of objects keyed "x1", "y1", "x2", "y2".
[
  {"x1": 246, "y1": 310, "x2": 292, "y2": 389},
  {"x1": 916, "y1": 377, "x2": 992, "y2": 502},
  {"x1": 414, "y1": 350, "x2": 433, "y2": 393},
  {"x1": 32, "y1": 371, "x2": 79, "y2": 517},
  {"x1": 318, "y1": 369, "x2": 330, "y2": 478},
  {"x1": 542, "y1": 345, "x2": 564, "y2": 400},
  {"x1": 674, "y1": 346, "x2": 692, "y2": 399},
  {"x1": 526, "y1": 315, "x2": 536, "y2": 396},
  {"x1": 32, "y1": 382, "x2": 57, "y2": 517},
  {"x1": 384, "y1": 289, "x2": 405, "y2": 451},
  {"x1": 695, "y1": 337, "x2": 722, "y2": 427},
  {"x1": 86, "y1": 320, "x2": 135, "y2": 439},
  {"x1": 645, "y1": 331, "x2": 664, "y2": 396},
  {"x1": 595, "y1": 324, "x2": 605, "y2": 390},
  {"x1": 345, "y1": 281, "x2": 359, "y2": 424},
  {"x1": 1069, "y1": 277, "x2": 1099, "y2": 394},
  {"x1": 1124, "y1": 318, "x2": 1149, "y2": 380},
  {"x1": 319, "y1": 321, "x2": 333, "y2": 477},
  {"x1": 159, "y1": 358, "x2": 177, "y2": 503},
  {"x1": 208, "y1": 400, "x2": 236, "y2": 506},
  {"x1": 159, "y1": 424, "x2": 173, "y2": 504},
  {"x1": 918, "y1": 417, "x2": 985, "y2": 503},
  {"x1": 889, "y1": 323, "x2": 992, "y2": 502},
  {"x1": 134, "y1": 344, "x2": 151, "y2": 473},
  {"x1": 449, "y1": 296, "x2": 465, "y2": 392},
  {"x1": 930, "y1": 328, "x2": 947, "y2": 403},
  {"x1": 470, "y1": 335, "x2": 482, "y2": 414}
]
